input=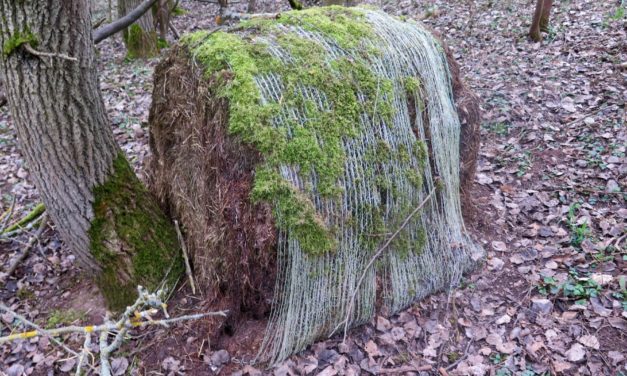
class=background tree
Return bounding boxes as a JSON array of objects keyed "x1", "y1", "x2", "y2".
[
  {"x1": 0, "y1": 77, "x2": 5, "y2": 107},
  {"x1": 118, "y1": 0, "x2": 159, "y2": 57},
  {"x1": 0, "y1": 0, "x2": 181, "y2": 310},
  {"x1": 530, "y1": 0, "x2": 553, "y2": 42}
]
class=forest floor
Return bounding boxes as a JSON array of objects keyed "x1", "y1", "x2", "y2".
[{"x1": 0, "y1": 0, "x2": 625, "y2": 375}]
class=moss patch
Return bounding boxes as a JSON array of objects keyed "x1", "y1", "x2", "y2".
[
  {"x1": 2, "y1": 26, "x2": 38, "y2": 57},
  {"x1": 88, "y1": 154, "x2": 182, "y2": 311},
  {"x1": 124, "y1": 23, "x2": 158, "y2": 59},
  {"x1": 182, "y1": 7, "x2": 423, "y2": 256}
]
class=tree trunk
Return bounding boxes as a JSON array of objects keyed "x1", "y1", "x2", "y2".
[
  {"x1": 539, "y1": 0, "x2": 553, "y2": 32},
  {"x1": 0, "y1": 0, "x2": 181, "y2": 310},
  {"x1": 529, "y1": 0, "x2": 544, "y2": 42},
  {"x1": 118, "y1": 0, "x2": 159, "y2": 58},
  {"x1": 155, "y1": 0, "x2": 170, "y2": 40}
]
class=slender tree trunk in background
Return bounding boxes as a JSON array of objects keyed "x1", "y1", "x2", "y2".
[
  {"x1": 155, "y1": 0, "x2": 170, "y2": 40},
  {"x1": 539, "y1": 0, "x2": 553, "y2": 32},
  {"x1": 247, "y1": 0, "x2": 257, "y2": 13},
  {"x1": 530, "y1": 0, "x2": 552, "y2": 41},
  {"x1": 0, "y1": 0, "x2": 181, "y2": 310},
  {"x1": 118, "y1": 0, "x2": 158, "y2": 58},
  {"x1": 0, "y1": 77, "x2": 5, "y2": 107}
]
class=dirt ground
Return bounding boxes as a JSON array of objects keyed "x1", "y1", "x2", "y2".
[{"x1": 0, "y1": 0, "x2": 625, "y2": 375}]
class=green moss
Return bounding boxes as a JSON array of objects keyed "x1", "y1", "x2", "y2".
[
  {"x1": 89, "y1": 154, "x2": 183, "y2": 311},
  {"x1": 182, "y1": 7, "x2": 428, "y2": 257},
  {"x1": 46, "y1": 309, "x2": 86, "y2": 329},
  {"x1": 404, "y1": 76, "x2": 422, "y2": 93},
  {"x1": 406, "y1": 169, "x2": 423, "y2": 188},
  {"x1": 276, "y1": 6, "x2": 373, "y2": 49},
  {"x1": 124, "y1": 24, "x2": 158, "y2": 59},
  {"x1": 287, "y1": 0, "x2": 304, "y2": 10},
  {"x1": 2, "y1": 202, "x2": 45, "y2": 234},
  {"x1": 172, "y1": 6, "x2": 187, "y2": 16},
  {"x1": 16, "y1": 287, "x2": 34, "y2": 301},
  {"x1": 413, "y1": 140, "x2": 428, "y2": 168},
  {"x1": 2, "y1": 26, "x2": 37, "y2": 57},
  {"x1": 157, "y1": 37, "x2": 169, "y2": 49}
]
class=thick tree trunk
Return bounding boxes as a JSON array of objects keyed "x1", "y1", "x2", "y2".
[
  {"x1": 0, "y1": 0, "x2": 181, "y2": 310},
  {"x1": 118, "y1": 0, "x2": 159, "y2": 58},
  {"x1": 539, "y1": 0, "x2": 553, "y2": 32}
]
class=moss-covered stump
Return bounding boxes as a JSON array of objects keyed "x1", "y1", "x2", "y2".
[{"x1": 148, "y1": 6, "x2": 482, "y2": 363}]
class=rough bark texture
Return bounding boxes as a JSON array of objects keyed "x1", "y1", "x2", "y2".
[
  {"x1": 119, "y1": 0, "x2": 159, "y2": 58},
  {"x1": 0, "y1": 0, "x2": 181, "y2": 310}
]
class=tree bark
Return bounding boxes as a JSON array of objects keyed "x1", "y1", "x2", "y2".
[
  {"x1": 529, "y1": 0, "x2": 546, "y2": 42},
  {"x1": 539, "y1": 0, "x2": 553, "y2": 32},
  {"x1": 0, "y1": 0, "x2": 181, "y2": 310},
  {"x1": 118, "y1": 0, "x2": 159, "y2": 58}
]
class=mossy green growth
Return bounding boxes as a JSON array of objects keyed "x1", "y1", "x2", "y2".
[
  {"x1": 124, "y1": 23, "x2": 158, "y2": 59},
  {"x1": 2, "y1": 202, "x2": 45, "y2": 234},
  {"x1": 182, "y1": 7, "x2": 414, "y2": 256},
  {"x1": 404, "y1": 76, "x2": 422, "y2": 93},
  {"x1": 88, "y1": 154, "x2": 182, "y2": 311},
  {"x1": 46, "y1": 309, "x2": 86, "y2": 329},
  {"x1": 172, "y1": 6, "x2": 187, "y2": 16},
  {"x1": 2, "y1": 26, "x2": 38, "y2": 57}
]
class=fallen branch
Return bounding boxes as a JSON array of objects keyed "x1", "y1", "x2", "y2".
[
  {"x1": 1, "y1": 213, "x2": 48, "y2": 282},
  {"x1": 0, "y1": 286, "x2": 228, "y2": 375},
  {"x1": 2, "y1": 203, "x2": 45, "y2": 235},
  {"x1": 174, "y1": 220, "x2": 197, "y2": 294},
  {"x1": 222, "y1": 10, "x2": 280, "y2": 21},
  {"x1": 94, "y1": 0, "x2": 159, "y2": 44},
  {"x1": 334, "y1": 183, "x2": 438, "y2": 342},
  {"x1": 169, "y1": 22, "x2": 181, "y2": 39}
]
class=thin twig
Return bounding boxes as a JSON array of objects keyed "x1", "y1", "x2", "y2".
[
  {"x1": 75, "y1": 334, "x2": 92, "y2": 376},
  {"x1": 1, "y1": 287, "x2": 227, "y2": 375},
  {"x1": 174, "y1": 220, "x2": 196, "y2": 294},
  {"x1": 563, "y1": 106, "x2": 606, "y2": 127},
  {"x1": 2, "y1": 202, "x2": 45, "y2": 235},
  {"x1": 336, "y1": 184, "x2": 438, "y2": 342},
  {"x1": 0, "y1": 302, "x2": 81, "y2": 358},
  {"x1": 445, "y1": 338, "x2": 474, "y2": 371},
  {"x1": 23, "y1": 44, "x2": 78, "y2": 62},
  {"x1": 1, "y1": 213, "x2": 48, "y2": 281}
]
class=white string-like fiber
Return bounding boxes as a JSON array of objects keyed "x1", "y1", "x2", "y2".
[{"x1": 191, "y1": 8, "x2": 483, "y2": 364}]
